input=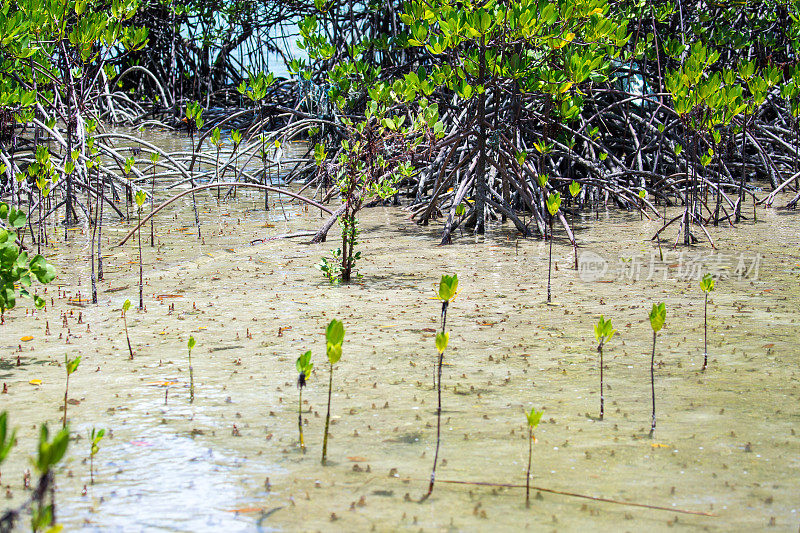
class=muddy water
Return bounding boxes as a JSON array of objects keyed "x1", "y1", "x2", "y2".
[{"x1": 1, "y1": 180, "x2": 799, "y2": 531}]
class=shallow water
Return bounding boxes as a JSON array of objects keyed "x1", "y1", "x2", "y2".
[{"x1": 1, "y1": 180, "x2": 799, "y2": 531}]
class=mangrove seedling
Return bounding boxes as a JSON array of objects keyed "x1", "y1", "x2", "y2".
[
  {"x1": 423, "y1": 274, "x2": 458, "y2": 501},
  {"x1": 32, "y1": 423, "x2": 69, "y2": 533},
  {"x1": 135, "y1": 190, "x2": 146, "y2": 310},
  {"x1": 569, "y1": 181, "x2": 581, "y2": 268},
  {"x1": 296, "y1": 350, "x2": 313, "y2": 452},
  {"x1": 700, "y1": 273, "x2": 715, "y2": 371},
  {"x1": 188, "y1": 336, "x2": 196, "y2": 403},
  {"x1": 149, "y1": 152, "x2": 160, "y2": 246},
  {"x1": 594, "y1": 316, "x2": 616, "y2": 420},
  {"x1": 321, "y1": 319, "x2": 344, "y2": 466},
  {"x1": 648, "y1": 303, "x2": 666, "y2": 435},
  {"x1": 122, "y1": 299, "x2": 133, "y2": 359},
  {"x1": 89, "y1": 428, "x2": 105, "y2": 485},
  {"x1": 546, "y1": 192, "x2": 562, "y2": 303},
  {"x1": 569, "y1": 180, "x2": 581, "y2": 200},
  {"x1": 185, "y1": 101, "x2": 203, "y2": 237},
  {"x1": 432, "y1": 273, "x2": 458, "y2": 388},
  {"x1": 229, "y1": 129, "x2": 242, "y2": 184},
  {"x1": 63, "y1": 355, "x2": 81, "y2": 428},
  {"x1": 525, "y1": 407, "x2": 543, "y2": 507},
  {"x1": 210, "y1": 127, "x2": 223, "y2": 195}
]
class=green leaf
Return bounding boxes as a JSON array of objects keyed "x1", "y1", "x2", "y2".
[
  {"x1": 546, "y1": 192, "x2": 562, "y2": 216},
  {"x1": 325, "y1": 319, "x2": 345, "y2": 346},
  {"x1": 296, "y1": 350, "x2": 313, "y2": 374},
  {"x1": 66, "y1": 355, "x2": 81, "y2": 376},
  {"x1": 135, "y1": 190, "x2": 146, "y2": 208},
  {"x1": 594, "y1": 315, "x2": 616, "y2": 343},
  {"x1": 526, "y1": 407, "x2": 543, "y2": 428},
  {"x1": 122, "y1": 299, "x2": 131, "y2": 313},
  {"x1": 437, "y1": 274, "x2": 458, "y2": 301},
  {"x1": 569, "y1": 180, "x2": 581, "y2": 197},
  {"x1": 326, "y1": 342, "x2": 342, "y2": 365},
  {"x1": 0, "y1": 411, "x2": 16, "y2": 464},
  {"x1": 435, "y1": 331, "x2": 449, "y2": 353},
  {"x1": 700, "y1": 273, "x2": 715, "y2": 293},
  {"x1": 649, "y1": 303, "x2": 666, "y2": 332},
  {"x1": 8, "y1": 208, "x2": 25, "y2": 228},
  {"x1": 188, "y1": 336, "x2": 196, "y2": 352}
]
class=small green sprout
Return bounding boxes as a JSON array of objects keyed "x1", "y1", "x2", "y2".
[
  {"x1": 322, "y1": 320, "x2": 344, "y2": 465},
  {"x1": 525, "y1": 407, "x2": 543, "y2": 507},
  {"x1": 89, "y1": 428, "x2": 105, "y2": 485},
  {"x1": 32, "y1": 423, "x2": 70, "y2": 531},
  {"x1": 135, "y1": 191, "x2": 146, "y2": 309},
  {"x1": 423, "y1": 275, "x2": 458, "y2": 501},
  {"x1": 649, "y1": 302, "x2": 666, "y2": 333},
  {"x1": 569, "y1": 180, "x2": 581, "y2": 197},
  {"x1": 594, "y1": 316, "x2": 616, "y2": 420},
  {"x1": 296, "y1": 350, "x2": 313, "y2": 452},
  {"x1": 648, "y1": 303, "x2": 666, "y2": 435},
  {"x1": 188, "y1": 336, "x2": 196, "y2": 402},
  {"x1": 122, "y1": 299, "x2": 133, "y2": 359},
  {"x1": 546, "y1": 192, "x2": 562, "y2": 217},
  {"x1": 63, "y1": 355, "x2": 81, "y2": 428},
  {"x1": 546, "y1": 193, "x2": 562, "y2": 303},
  {"x1": 700, "y1": 274, "x2": 715, "y2": 370}
]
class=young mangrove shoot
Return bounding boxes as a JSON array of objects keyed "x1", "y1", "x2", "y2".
[
  {"x1": 188, "y1": 335, "x2": 196, "y2": 403},
  {"x1": 89, "y1": 428, "x2": 105, "y2": 485},
  {"x1": 700, "y1": 273, "x2": 715, "y2": 371},
  {"x1": 321, "y1": 319, "x2": 344, "y2": 466},
  {"x1": 569, "y1": 180, "x2": 581, "y2": 269},
  {"x1": 149, "y1": 152, "x2": 160, "y2": 246},
  {"x1": 122, "y1": 299, "x2": 133, "y2": 359},
  {"x1": 649, "y1": 303, "x2": 666, "y2": 435},
  {"x1": 525, "y1": 407, "x2": 543, "y2": 507},
  {"x1": 135, "y1": 190, "x2": 146, "y2": 309},
  {"x1": 32, "y1": 423, "x2": 70, "y2": 532},
  {"x1": 546, "y1": 192, "x2": 561, "y2": 303},
  {"x1": 63, "y1": 355, "x2": 81, "y2": 428},
  {"x1": 296, "y1": 350, "x2": 313, "y2": 453},
  {"x1": 594, "y1": 316, "x2": 616, "y2": 420},
  {"x1": 423, "y1": 273, "x2": 458, "y2": 501}
]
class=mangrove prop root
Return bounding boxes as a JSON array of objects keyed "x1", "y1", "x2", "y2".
[
  {"x1": 115, "y1": 183, "x2": 334, "y2": 247},
  {"x1": 403, "y1": 477, "x2": 715, "y2": 516}
]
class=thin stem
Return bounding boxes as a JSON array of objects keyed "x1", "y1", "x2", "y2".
[
  {"x1": 547, "y1": 215, "x2": 553, "y2": 303},
  {"x1": 650, "y1": 330, "x2": 657, "y2": 435},
  {"x1": 703, "y1": 293, "x2": 708, "y2": 371},
  {"x1": 426, "y1": 348, "x2": 445, "y2": 499},
  {"x1": 298, "y1": 386, "x2": 305, "y2": 452},
  {"x1": 599, "y1": 342, "x2": 604, "y2": 420},
  {"x1": 150, "y1": 166, "x2": 156, "y2": 246},
  {"x1": 188, "y1": 348, "x2": 194, "y2": 403},
  {"x1": 434, "y1": 302, "x2": 448, "y2": 390},
  {"x1": 63, "y1": 373, "x2": 69, "y2": 429},
  {"x1": 138, "y1": 208, "x2": 143, "y2": 310},
  {"x1": 124, "y1": 315, "x2": 133, "y2": 360},
  {"x1": 525, "y1": 425, "x2": 532, "y2": 507},
  {"x1": 322, "y1": 363, "x2": 333, "y2": 465}
]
